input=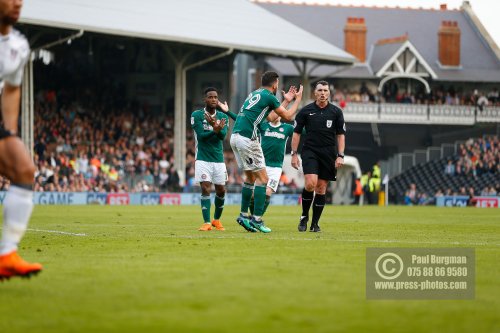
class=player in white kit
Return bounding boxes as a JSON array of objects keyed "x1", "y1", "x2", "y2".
[{"x1": 0, "y1": 0, "x2": 42, "y2": 280}]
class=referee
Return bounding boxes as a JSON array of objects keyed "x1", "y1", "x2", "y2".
[{"x1": 291, "y1": 81, "x2": 346, "y2": 232}]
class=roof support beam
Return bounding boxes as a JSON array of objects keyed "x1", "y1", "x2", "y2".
[
  {"x1": 292, "y1": 59, "x2": 330, "y2": 106},
  {"x1": 21, "y1": 30, "x2": 84, "y2": 158},
  {"x1": 165, "y1": 46, "x2": 233, "y2": 186}
]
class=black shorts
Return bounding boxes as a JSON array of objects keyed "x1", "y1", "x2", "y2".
[
  {"x1": 301, "y1": 148, "x2": 337, "y2": 181},
  {"x1": 0, "y1": 126, "x2": 13, "y2": 140}
]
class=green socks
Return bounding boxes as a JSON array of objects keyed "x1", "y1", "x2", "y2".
[
  {"x1": 253, "y1": 185, "x2": 267, "y2": 217},
  {"x1": 214, "y1": 195, "x2": 225, "y2": 220},
  {"x1": 201, "y1": 195, "x2": 211, "y2": 223},
  {"x1": 249, "y1": 196, "x2": 255, "y2": 215},
  {"x1": 250, "y1": 194, "x2": 271, "y2": 216},
  {"x1": 263, "y1": 195, "x2": 271, "y2": 215},
  {"x1": 241, "y1": 182, "x2": 254, "y2": 215}
]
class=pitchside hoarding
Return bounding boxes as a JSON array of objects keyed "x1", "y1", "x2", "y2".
[
  {"x1": 0, "y1": 192, "x2": 497, "y2": 207},
  {"x1": 436, "y1": 196, "x2": 500, "y2": 208},
  {"x1": 0, "y1": 192, "x2": 300, "y2": 206}
]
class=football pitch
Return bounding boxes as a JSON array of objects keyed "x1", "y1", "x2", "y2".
[{"x1": 0, "y1": 205, "x2": 498, "y2": 333}]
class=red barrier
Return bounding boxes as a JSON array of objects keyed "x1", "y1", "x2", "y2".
[
  {"x1": 107, "y1": 193, "x2": 130, "y2": 205},
  {"x1": 159, "y1": 193, "x2": 181, "y2": 205},
  {"x1": 472, "y1": 196, "x2": 499, "y2": 208}
]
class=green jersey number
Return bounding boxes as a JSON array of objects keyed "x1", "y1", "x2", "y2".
[{"x1": 245, "y1": 94, "x2": 261, "y2": 110}]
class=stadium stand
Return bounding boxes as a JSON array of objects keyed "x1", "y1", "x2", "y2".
[
  {"x1": 1, "y1": 87, "x2": 497, "y2": 198},
  {"x1": 0, "y1": 89, "x2": 253, "y2": 193},
  {"x1": 332, "y1": 86, "x2": 499, "y2": 107},
  {"x1": 388, "y1": 136, "x2": 499, "y2": 204}
]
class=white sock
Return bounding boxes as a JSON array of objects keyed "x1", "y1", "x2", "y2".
[{"x1": 0, "y1": 185, "x2": 34, "y2": 255}]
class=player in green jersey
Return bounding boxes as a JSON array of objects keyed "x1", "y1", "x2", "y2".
[
  {"x1": 230, "y1": 71, "x2": 303, "y2": 233},
  {"x1": 248, "y1": 117, "x2": 294, "y2": 216},
  {"x1": 191, "y1": 87, "x2": 229, "y2": 231},
  {"x1": 217, "y1": 107, "x2": 294, "y2": 215}
]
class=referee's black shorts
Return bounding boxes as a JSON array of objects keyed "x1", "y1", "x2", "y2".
[
  {"x1": 301, "y1": 148, "x2": 337, "y2": 181},
  {"x1": 0, "y1": 126, "x2": 13, "y2": 140}
]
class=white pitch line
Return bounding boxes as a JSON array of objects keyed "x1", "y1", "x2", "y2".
[
  {"x1": 27, "y1": 228, "x2": 87, "y2": 237},
  {"x1": 20, "y1": 229, "x2": 500, "y2": 246},
  {"x1": 161, "y1": 234, "x2": 499, "y2": 246}
]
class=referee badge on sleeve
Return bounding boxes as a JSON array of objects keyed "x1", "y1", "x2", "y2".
[{"x1": 326, "y1": 120, "x2": 332, "y2": 128}]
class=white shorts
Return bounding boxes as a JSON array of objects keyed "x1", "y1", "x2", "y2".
[
  {"x1": 195, "y1": 160, "x2": 228, "y2": 185},
  {"x1": 266, "y1": 166, "x2": 282, "y2": 192},
  {"x1": 230, "y1": 133, "x2": 265, "y2": 171}
]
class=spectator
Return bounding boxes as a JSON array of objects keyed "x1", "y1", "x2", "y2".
[
  {"x1": 405, "y1": 183, "x2": 418, "y2": 205},
  {"x1": 418, "y1": 193, "x2": 431, "y2": 205},
  {"x1": 488, "y1": 186, "x2": 497, "y2": 196},
  {"x1": 487, "y1": 88, "x2": 498, "y2": 104},
  {"x1": 444, "y1": 160, "x2": 455, "y2": 175},
  {"x1": 459, "y1": 187, "x2": 467, "y2": 196},
  {"x1": 480, "y1": 187, "x2": 489, "y2": 196},
  {"x1": 477, "y1": 93, "x2": 489, "y2": 111}
]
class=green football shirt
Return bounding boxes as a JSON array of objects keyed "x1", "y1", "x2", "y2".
[
  {"x1": 258, "y1": 121, "x2": 294, "y2": 168},
  {"x1": 191, "y1": 109, "x2": 228, "y2": 163},
  {"x1": 232, "y1": 88, "x2": 281, "y2": 140}
]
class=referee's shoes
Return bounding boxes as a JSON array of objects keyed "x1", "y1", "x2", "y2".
[
  {"x1": 298, "y1": 216, "x2": 308, "y2": 232},
  {"x1": 298, "y1": 216, "x2": 321, "y2": 232},
  {"x1": 309, "y1": 223, "x2": 321, "y2": 233}
]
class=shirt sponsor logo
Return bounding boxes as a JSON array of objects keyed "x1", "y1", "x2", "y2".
[
  {"x1": 264, "y1": 130, "x2": 285, "y2": 139},
  {"x1": 203, "y1": 121, "x2": 213, "y2": 131}
]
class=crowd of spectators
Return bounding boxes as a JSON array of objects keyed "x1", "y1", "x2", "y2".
[
  {"x1": 1, "y1": 89, "x2": 182, "y2": 193},
  {"x1": 1, "y1": 87, "x2": 497, "y2": 196},
  {"x1": 333, "y1": 82, "x2": 499, "y2": 108},
  {"x1": 405, "y1": 183, "x2": 500, "y2": 206},
  {"x1": 31, "y1": 88, "x2": 186, "y2": 193},
  {"x1": 443, "y1": 136, "x2": 499, "y2": 178},
  {"x1": 404, "y1": 136, "x2": 499, "y2": 205},
  {"x1": 0, "y1": 89, "x2": 296, "y2": 194}
]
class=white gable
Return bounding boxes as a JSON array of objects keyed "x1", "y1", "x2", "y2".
[{"x1": 376, "y1": 41, "x2": 437, "y2": 79}]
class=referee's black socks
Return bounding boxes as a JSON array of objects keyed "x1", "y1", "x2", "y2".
[
  {"x1": 312, "y1": 194, "x2": 326, "y2": 226},
  {"x1": 301, "y1": 189, "x2": 314, "y2": 218}
]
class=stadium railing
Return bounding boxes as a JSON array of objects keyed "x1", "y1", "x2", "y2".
[{"x1": 344, "y1": 103, "x2": 499, "y2": 125}]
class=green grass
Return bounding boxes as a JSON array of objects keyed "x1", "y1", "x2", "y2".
[{"x1": 1, "y1": 205, "x2": 499, "y2": 333}]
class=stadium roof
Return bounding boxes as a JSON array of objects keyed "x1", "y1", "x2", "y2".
[
  {"x1": 257, "y1": 1, "x2": 500, "y2": 82},
  {"x1": 20, "y1": 0, "x2": 355, "y2": 64}
]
